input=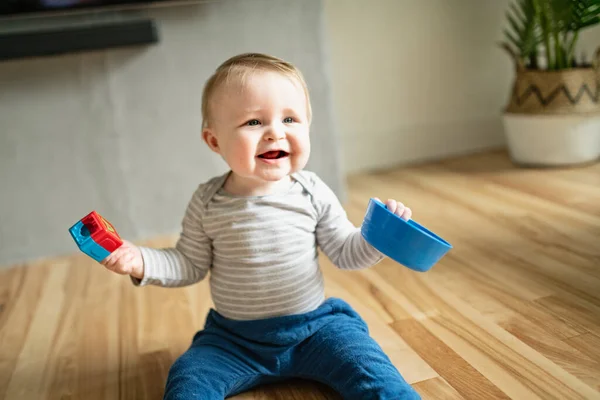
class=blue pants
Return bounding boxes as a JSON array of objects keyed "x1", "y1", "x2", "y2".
[{"x1": 163, "y1": 298, "x2": 421, "y2": 399}]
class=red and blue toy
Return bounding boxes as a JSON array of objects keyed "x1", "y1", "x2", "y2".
[{"x1": 69, "y1": 211, "x2": 123, "y2": 262}]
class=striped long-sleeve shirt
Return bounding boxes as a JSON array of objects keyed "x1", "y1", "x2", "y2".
[{"x1": 132, "y1": 170, "x2": 384, "y2": 320}]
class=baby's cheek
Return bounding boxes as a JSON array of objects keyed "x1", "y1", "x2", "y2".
[
  {"x1": 229, "y1": 139, "x2": 254, "y2": 168},
  {"x1": 290, "y1": 133, "x2": 310, "y2": 160}
]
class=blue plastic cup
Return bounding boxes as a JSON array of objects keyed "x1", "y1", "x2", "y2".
[{"x1": 361, "y1": 198, "x2": 452, "y2": 272}]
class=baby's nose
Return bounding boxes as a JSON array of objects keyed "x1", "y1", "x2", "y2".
[{"x1": 264, "y1": 124, "x2": 285, "y2": 140}]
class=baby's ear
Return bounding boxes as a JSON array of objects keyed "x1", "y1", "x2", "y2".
[{"x1": 202, "y1": 129, "x2": 220, "y2": 154}]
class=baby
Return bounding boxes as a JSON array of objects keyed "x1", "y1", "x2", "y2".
[{"x1": 100, "y1": 53, "x2": 421, "y2": 400}]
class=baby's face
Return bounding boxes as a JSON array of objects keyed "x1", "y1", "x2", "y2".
[{"x1": 205, "y1": 71, "x2": 310, "y2": 185}]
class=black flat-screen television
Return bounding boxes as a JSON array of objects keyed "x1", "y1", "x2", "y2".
[{"x1": 0, "y1": 0, "x2": 203, "y2": 18}]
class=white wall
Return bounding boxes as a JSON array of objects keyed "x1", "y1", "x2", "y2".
[
  {"x1": 323, "y1": 0, "x2": 600, "y2": 173},
  {"x1": 0, "y1": 0, "x2": 343, "y2": 266}
]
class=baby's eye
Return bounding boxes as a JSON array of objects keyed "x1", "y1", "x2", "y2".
[
  {"x1": 283, "y1": 117, "x2": 294, "y2": 123},
  {"x1": 246, "y1": 119, "x2": 260, "y2": 126}
]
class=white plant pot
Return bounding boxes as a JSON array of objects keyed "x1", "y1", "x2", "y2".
[{"x1": 502, "y1": 113, "x2": 600, "y2": 166}]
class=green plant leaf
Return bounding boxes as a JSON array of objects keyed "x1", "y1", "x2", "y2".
[
  {"x1": 507, "y1": 12, "x2": 525, "y2": 35},
  {"x1": 504, "y1": 0, "x2": 541, "y2": 66},
  {"x1": 571, "y1": 0, "x2": 600, "y2": 30},
  {"x1": 511, "y1": 2, "x2": 527, "y2": 21},
  {"x1": 504, "y1": 29, "x2": 522, "y2": 49},
  {"x1": 503, "y1": 0, "x2": 600, "y2": 69}
]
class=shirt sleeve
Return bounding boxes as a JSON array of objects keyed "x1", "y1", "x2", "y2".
[
  {"x1": 311, "y1": 173, "x2": 384, "y2": 270},
  {"x1": 131, "y1": 185, "x2": 212, "y2": 287}
]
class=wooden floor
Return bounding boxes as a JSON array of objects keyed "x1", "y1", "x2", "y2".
[{"x1": 1, "y1": 150, "x2": 600, "y2": 399}]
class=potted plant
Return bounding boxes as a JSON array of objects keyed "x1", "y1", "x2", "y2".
[{"x1": 501, "y1": 0, "x2": 600, "y2": 166}]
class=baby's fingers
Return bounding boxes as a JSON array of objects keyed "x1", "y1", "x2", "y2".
[
  {"x1": 102, "y1": 257, "x2": 118, "y2": 273},
  {"x1": 390, "y1": 200, "x2": 412, "y2": 221},
  {"x1": 120, "y1": 251, "x2": 136, "y2": 272},
  {"x1": 373, "y1": 197, "x2": 412, "y2": 221},
  {"x1": 100, "y1": 252, "x2": 117, "y2": 267},
  {"x1": 385, "y1": 199, "x2": 398, "y2": 214},
  {"x1": 101, "y1": 250, "x2": 126, "y2": 274},
  {"x1": 400, "y1": 206, "x2": 412, "y2": 221}
]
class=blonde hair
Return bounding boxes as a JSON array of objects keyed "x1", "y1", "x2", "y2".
[{"x1": 201, "y1": 53, "x2": 312, "y2": 129}]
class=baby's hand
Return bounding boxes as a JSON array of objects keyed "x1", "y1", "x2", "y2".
[
  {"x1": 100, "y1": 240, "x2": 144, "y2": 280},
  {"x1": 375, "y1": 197, "x2": 412, "y2": 221}
]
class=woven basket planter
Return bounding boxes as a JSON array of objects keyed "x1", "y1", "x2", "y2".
[{"x1": 502, "y1": 48, "x2": 600, "y2": 166}]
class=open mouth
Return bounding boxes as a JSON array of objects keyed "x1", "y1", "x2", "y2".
[{"x1": 258, "y1": 150, "x2": 289, "y2": 160}]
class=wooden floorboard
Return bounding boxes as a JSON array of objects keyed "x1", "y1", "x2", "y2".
[
  {"x1": 412, "y1": 377, "x2": 466, "y2": 400},
  {"x1": 1, "y1": 150, "x2": 599, "y2": 399}
]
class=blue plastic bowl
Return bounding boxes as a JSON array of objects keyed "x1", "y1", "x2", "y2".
[{"x1": 361, "y1": 198, "x2": 452, "y2": 272}]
